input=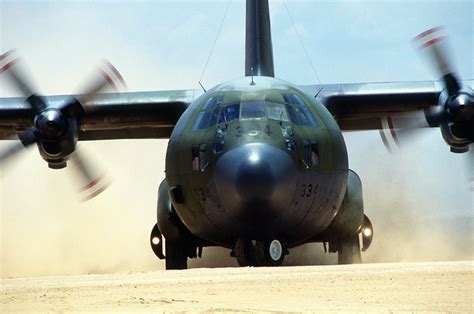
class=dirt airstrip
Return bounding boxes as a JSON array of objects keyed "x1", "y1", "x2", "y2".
[{"x1": 1, "y1": 261, "x2": 472, "y2": 312}]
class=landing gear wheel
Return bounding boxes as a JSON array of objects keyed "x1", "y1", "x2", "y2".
[
  {"x1": 234, "y1": 239, "x2": 256, "y2": 266},
  {"x1": 254, "y1": 239, "x2": 286, "y2": 266},
  {"x1": 165, "y1": 241, "x2": 188, "y2": 270},
  {"x1": 337, "y1": 234, "x2": 362, "y2": 264}
]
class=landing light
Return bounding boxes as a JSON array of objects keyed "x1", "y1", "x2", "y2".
[
  {"x1": 249, "y1": 152, "x2": 260, "y2": 163},
  {"x1": 363, "y1": 228, "x2": 372, "y2": 237},
  {"x1": 152, "y1": 237, "x2": 161, "y2": 245}
]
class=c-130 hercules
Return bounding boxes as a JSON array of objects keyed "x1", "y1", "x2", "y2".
[{"x1": 0, "y1": 0, "x2": 472, "y2": 269}]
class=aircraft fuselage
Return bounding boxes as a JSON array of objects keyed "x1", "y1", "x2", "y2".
[{"x1": 165, "y1": 76, "x2": 349, "y2": 248}]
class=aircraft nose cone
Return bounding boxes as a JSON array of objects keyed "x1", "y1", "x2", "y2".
[{"x1": 214, "y1": 143, "x2": 297, "y2": 226}]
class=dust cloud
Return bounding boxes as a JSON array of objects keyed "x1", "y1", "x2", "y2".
[
  {"x1": 1, "y1": 131, "x2": 472, "y2": 279},
  {"x1": 346, "y1": 131, "x2": 473, "y2": 264},
  {"x1": 194, "y1": 130, "x2": 473, "y2": 266},
  {"x1": 1, "y1": 140, "x2": 168, "y2": 278}
]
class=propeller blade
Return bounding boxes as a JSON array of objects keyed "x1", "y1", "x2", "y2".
[
  {"x1": 64, "y1": 60, "x2": 128, "y2": 115},
  {"x1": 378, "y1": 111, "x2": 433, "y2": 152},
  {"x1": 70, "y1": 149, "x2": 111, "y2": 202},
  {"x1": 2, "y1": 53, "x2": 118, "y2": 201},
  {"x1": 102, "y1": 59, "x2": 128, "y2": 90},
  {"x1": 413, "y1": 27, "x2": 461, "y2": 96},
  {"x1": 389, "y1": 111, "x2": 431, "y2": 130},
  {"x1": 0, "y1": 128, "x2": 38, "y2": 165},
  {"x1": 1, "y1": 50, "x2": 47, "y2": 113}
]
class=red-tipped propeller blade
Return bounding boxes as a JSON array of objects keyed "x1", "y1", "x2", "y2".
[
  {"x1": 378, "y1": 112, "x2": 432, "y2": 153},
  {"x1": 69, "y1": 60, "x2": 128, "y2": 114},
  {"x1": 70, "y1": 146, "x2": 111, "y2": 202},
  {"x1": 413, "y1": 26, "x2": 461, "y2": 96}
]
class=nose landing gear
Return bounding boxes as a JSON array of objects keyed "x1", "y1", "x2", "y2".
[
  {"x1": 233, "y1": 238, "x2": 287, "y2": 266},
  {"x1": 255, "y1": 239, "x2": 286, "y2": 266}
]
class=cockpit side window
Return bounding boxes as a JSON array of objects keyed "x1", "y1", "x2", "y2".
[
  {"x1": 300, "y1": 107, "x2": 318, "y2": 127},
  {"x1": 203, "y1": 96, "x2": 224, "y2": 110},
  {"x1": 191, "y1": 96, "x2": 222, "y2": 131},
  {"x1": 283, "y1": 93, "x2": 318, "y2": 127},
  {"x1": 283, "y1": 94, "x2": 305, "y2": 107},
  {"x1": 218, "y1": 104, "x2": 240, "y2": 124},
  {"x1": 191, "y1": 107, "x2": 220, "y2": 131},
  {"x1": 241, "y1": 101, "x2": 266, "y2": 120},
  {"x1": 286, "y1": 104, "x2": 299, "y2": 124}
]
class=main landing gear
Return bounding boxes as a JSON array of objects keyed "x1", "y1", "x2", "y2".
[
  {"x1": 233, "y1": 238, "x2": 287, "y2": 266},
  {"x1": 335, "y1": 215, "x2": 373, "y2": 264},
  {"x1": 164, "y1": 241, "x2": 188, "y2": 270},
  {"x1": 150, "y1": 223, "x2": 203, "y2": 270},
  {"x1": 337, "y1": 234, "x2": 362, "y2": 264}
]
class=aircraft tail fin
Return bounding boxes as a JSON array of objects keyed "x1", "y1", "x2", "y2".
[{"x1": 245, "y1": 0, "x2": 275, "y2": 77}]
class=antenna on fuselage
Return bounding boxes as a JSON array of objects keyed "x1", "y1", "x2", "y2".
[
  {"x1": 314, "y1": 87, "x2": 323, "y2": 98},
  {"x1": 250, "y1": 67, "x2": 255, "y2": 85},
  {"x1": 283, "y1": 0, "x2": 322, "y2": 87},
  {"x1": 198, "y1": 0, "x2": 231, "y2": 91},
  {"x1": 198, "y1": 81, "x2": 207, "y2": 93}
]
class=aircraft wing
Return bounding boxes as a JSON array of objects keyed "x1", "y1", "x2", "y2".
[
  {"x1": 0, "y1": 89, "x2": 201, "y2": 140},
  {"x1": 300, "y1": 80, "x2": 473, "y2": 131},
  {"x1": 2, "y1": 80, "x2": 472, "y2": 138}
]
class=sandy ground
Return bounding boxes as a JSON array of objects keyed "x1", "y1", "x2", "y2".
[{"x1": 1, "y1": 261, "x2": 472, "y2": 312}]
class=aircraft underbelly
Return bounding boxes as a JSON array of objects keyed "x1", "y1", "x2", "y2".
[{"x1": 171, "y1": 167, "x2": 346, "y2": 247}]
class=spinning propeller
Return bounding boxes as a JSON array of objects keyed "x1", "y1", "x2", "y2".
[
  {"x1": 380, "y1": 27, "x2": 473, "y2": 154},
  {"x1": 0, "y1": 50, "x2": 127, "y2": 201}
]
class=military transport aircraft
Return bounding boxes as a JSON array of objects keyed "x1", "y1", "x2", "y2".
[{"x1": 0, "y1": 0, "x2": 472, "y2": 269}]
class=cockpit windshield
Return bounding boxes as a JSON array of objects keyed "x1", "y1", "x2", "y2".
[
  {"x1": 241, "y1": 101, "x2": 266, "y2": 120},
  {"x1": 266, "y1": 102, "x2": 289, "y2": 122},
  {"x1": 218, "y1": 104, "x2": 240, "y2": 124},
  {"x1": 191, "y1": 92, "x2": 318, "y2": 131}
]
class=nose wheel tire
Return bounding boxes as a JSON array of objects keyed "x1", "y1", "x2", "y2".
[
  {"x1": 234, "y1": 238, "x2": 286, "y2": 266},
  {"x1": 255, "y1": 239, "x2": 286, "y2": 266}
]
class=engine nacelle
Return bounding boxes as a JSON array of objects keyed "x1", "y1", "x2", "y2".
[
  {"x1": 437, "y1": 88, "x2": 473, "y2": 153},
  {"x1": 440, "y1": 121, "x2": 471, "y2": 153},
  {"x1": 35, "y1": 110, "x2": 79, "y2": 169}
]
